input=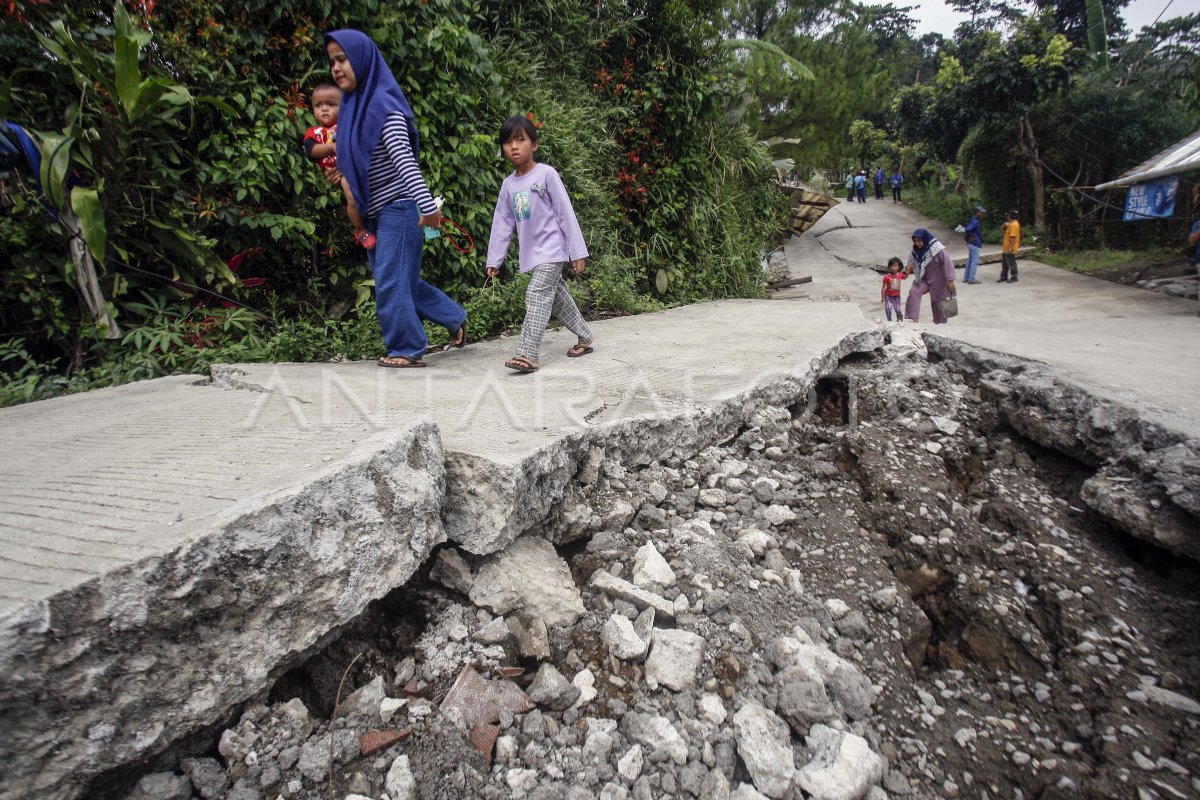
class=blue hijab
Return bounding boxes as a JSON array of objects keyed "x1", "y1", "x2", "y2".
[{"x1": 323, "y1": 29, "x2": 420, "y2": 223}]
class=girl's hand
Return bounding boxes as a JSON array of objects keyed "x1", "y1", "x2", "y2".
[
  {"x1": 419, "y1": 208, "x2": 443, "y2": 229},
  {"x1": 323, "y1": 166, "x2": 343, "y2": 186},
  {"x1": 486, "y1": 266, "x2": 500, "y2": 278},
  {"x1": 570, "y1": 258, "x2": 586, "y2": 275}
]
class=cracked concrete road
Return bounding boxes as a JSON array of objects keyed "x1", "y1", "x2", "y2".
[{"x1": 777, "y1": 193, "x2": 1200, "y2": 437}]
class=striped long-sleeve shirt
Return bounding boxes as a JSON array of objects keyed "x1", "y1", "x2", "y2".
[{"x1": 366, "y1": 112, "x2": 437, "y2": 218}]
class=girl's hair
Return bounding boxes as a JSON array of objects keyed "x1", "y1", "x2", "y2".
[
  {"x1": 311, "y1": 82, "x2": 340, "y2": 97},
  {"x1": 499, "y1": 115, "x2": 540, "y2": 146},
  {"x1": 887, "y1": 257, "x2": 903, "y2": 270}
]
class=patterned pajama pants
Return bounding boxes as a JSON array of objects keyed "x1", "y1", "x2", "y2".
[
  {"x1": 884, "y1": 295, "x2": 902, "y2": 321},
  {"x1": 516, "y1": 262, "x2": 593, "y2": 361}
]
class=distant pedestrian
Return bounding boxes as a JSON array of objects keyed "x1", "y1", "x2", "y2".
[
  {"x1": 890, "y1": 169, "x2": 904, "y2": 203},
  {"x1": 999, "y1": 209, "x2": 1021, "y2": 283},
  {"x1": 904, "y1": 228, "x2": 956, "y2": 324},
  {"x1": 1189, "y1": 203, "x2": 1200, "y2": 267},
  {"x1": 485, "y1": 114, "x2": 594, "y2": 373},
  {"x1": 873, "y1": 166, "x2": 885, "y2": 200},
  {"x1": 881, "y1": 257, "x2": 907, "y2": 321},
  {"x1": 845, "y1": 171, "x2": 855, "y2": 202},
  {"x1": 854, "y1": 170, "x2": 867, "y2": 203},
  {"x1": 962, "y1": 206, "x2": 985, "y2": 284}
]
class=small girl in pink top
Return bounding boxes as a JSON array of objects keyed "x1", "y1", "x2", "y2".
[{"x1": 485, "y1": 115, "x2": 595, "y2": 373}]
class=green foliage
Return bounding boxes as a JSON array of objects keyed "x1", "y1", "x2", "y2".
[
  {"x1": 2, "y1": 0, "x2": 781, "y2": 405},
  {"x1": 1033, "y1": 247, "x2": 1179, "y2": 273}
]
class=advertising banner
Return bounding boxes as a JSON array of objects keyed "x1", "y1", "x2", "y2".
[{"x1": 1122, "y1": 176, "x2": 1178, "y2": 221}]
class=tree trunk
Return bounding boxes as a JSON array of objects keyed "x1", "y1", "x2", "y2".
[
  {"x1": 1018, "y1": 115, "x2": 1047, "y2": 231},
  {"x1": 61, "y1": 207, "x2": 121, "y2": 340}
]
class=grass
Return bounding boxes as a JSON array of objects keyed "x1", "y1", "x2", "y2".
[{"x1": 1033, "y1": 246, "x2": 1182, "y2": 273}]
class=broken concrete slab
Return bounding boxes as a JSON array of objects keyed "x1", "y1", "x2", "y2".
[
  {"x1": 0, "y1": 400, "x2": 445, "y2": 800},
  {"x1": 212, "y1": 300, "x2": 883, "y2": 554},
  {"x1": 0, "y1": 299, "x2": 881, "y2": 797},
  {"x1": 925, "y1": 335, "x2": 1200, "y2": 561}
]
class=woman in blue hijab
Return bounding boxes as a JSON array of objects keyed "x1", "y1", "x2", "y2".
[
  {"x1": 324, "y1": 30, "x2": 466, "y2": 368},
  {"x1": 903, "y1": 228, "x2": 956, "y2": 324}
]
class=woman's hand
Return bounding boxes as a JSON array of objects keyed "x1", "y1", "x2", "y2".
[
  {"x1": 486, "y1": 266, "x2": 500, "y2": 278},
  {"x1": 946, "y1": 279, "x2": 956, "y2": 295},
  {"x1": 322, "y1": 166, "x2": 343, "y2": 186},
  {"x1": 419, "y1": 208, "x2": 443, "y2": 230},
  {"x1": 570, "y1": 258, "x2": 586, "y2": 275}
]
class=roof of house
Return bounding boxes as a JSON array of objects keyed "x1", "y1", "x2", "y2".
[{"x1": 1095, "y1": 129, "x2": 1200, "y2": 190}]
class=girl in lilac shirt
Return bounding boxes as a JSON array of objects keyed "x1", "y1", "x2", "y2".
[{"x1": 485, "y1": 115, "x2": 595, "y2": 373}]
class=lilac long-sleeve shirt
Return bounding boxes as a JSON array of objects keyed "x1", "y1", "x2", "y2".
[{"x1": 485, "y1": 163, "x2": 588, "y2": 272}]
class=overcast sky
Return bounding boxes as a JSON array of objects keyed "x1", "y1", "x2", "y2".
[{"x1": 910, "y1": 0, "x2": 1181, "y2": 36}]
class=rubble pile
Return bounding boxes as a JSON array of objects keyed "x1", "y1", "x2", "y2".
[{"x1": 114, "y1": 341, "x2": 1200, "y2": 800}]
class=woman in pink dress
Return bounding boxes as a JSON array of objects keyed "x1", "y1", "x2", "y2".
[{"x1": 904, "y1": 228, "x2": 957, "y2": 324}]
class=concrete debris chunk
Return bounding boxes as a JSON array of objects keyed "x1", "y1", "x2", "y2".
[
  {"x1": 733, "y1": 702, "x2": 796, "y2": 799},
  {"x1": 469, "y1": 536, "x2": 585, "y2": 627},
  {"x1": 617, "y1": 744, "x2": 644, "y2": 782},
  {"x1": 338, "y1": 675, "x2": 386, "y2": 719},
  {"x1": 930, "y1": 415, "x2": 961, "y2": 436},
  {"x1": 572, "y1": 668, "x2": 598, "y2": 709},
  {"x1": 632, "y1": 541, "x2": 677, "y2": 588},
  {"x1": 430, "y1": 548, "x2": 475, "y2": 595},
  {"x1": 645, "y1": 628, "x2": 706, "y2": 691},
  {"x1": 128, "y1": 772, "x2": 192, "y2": 800},
  {"x1": 385, "y1": 754, "x2": 417, "y2": 800},
  {"x1": 795, "y1": 724, "x2": 885, "y2": 800},
  {"x1": 730, "y1": 783, "x2": 771, "y2": 800},
  {"x1": 764, "y1": 504, "x2": 797, "y2": 526},
  {"x1": 527, "y1": 663, "x2": 581, "y2": 710},
  {"x1": 507, "y1": 614, "x2": 552, "y2": 660},
  {"x1": 590, "y1": 570, "x2": 676, "y2": 619},
  {"x1": 622, "y1": 712, "x2": 688, "y2": 765},
  {"x1": 180, "y1": 757, "x2": 229, "y2": 799},
  {"x1": 604, "y1": 614, "x2": 650, "y2": 661},
  {"x1": 775, "y1": 666, "x2": 837, "y2": 733},
  {"x1": 472, "y1": 616, "x2": 511, "y2": 644}
]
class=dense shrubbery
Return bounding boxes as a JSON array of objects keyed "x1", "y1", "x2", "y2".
[{"x1": 0, "y1": 0, "x2": 783, "y2": 405}]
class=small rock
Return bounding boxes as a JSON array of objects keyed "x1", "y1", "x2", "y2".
[
  {"x1": 699, "y1": 693, "x2": 728, "y2": 725},
  {"x1": 180, "y1": 758, "x2": 229, "y2": 799},
  {"x1": 128, "y1": 773, "x2": 191, "y2": 800},
  {"x1": 618, "y1": 745, "x2": 644, "y2": 782},
  {"x1": 646, "y1": 628, "x2": 706, "y2": 691},
  {"x1": 622, "y1": 713, "x2": 688, "y2": 765},
  {"x1": 604, "y1": 614, "x2": 650, "y2": 661},
  {"x1": 764, "y1": 505, "x2": 796, "y2": 526},
  {"x1": 507, "y1": 614, "x2": 552, "y2": 661},
  {"x1": 700, "y1": 488, "x2": 728, "y2": 508},
  {"x1": 528, "y1": 663, "x2": 581, "y2": 711},
  {"x1": 733, "y1": 703, "x2": 794, "y2": 799},
  {"x1": 430, "y1": 548, "x2": 475, "y2": 595},
  {"x1": 340, "y1": 676, "x2": 386, "y2": 719},
  {"x1": 824, "y1": 599, "x2": 850, "y2": 620},
  {"x1": 385, "y1": 755, "x2": 417, "y2": 800},
  {"x1": 572, "y1": 669, "x2": 598, "y2": 709},
  {"x1": 470, "y1": 537, "x2": 585, "y2": 627},
  {"x1": 633, "y1": 541, "x2": 677, "y2": 588},
  {"x1": 795, "y1": 724, "x2": 885, "y2": 800}
]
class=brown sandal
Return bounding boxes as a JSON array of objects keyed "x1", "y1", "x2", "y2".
[
  {"x1": 378, "y1": 355, "x2": 426, "y2": 368},
  {"x1": 504, "y1": 355, "x2": 539, "y2": 373},
  {"x1": 450, "y1": 322, "x2": 467, "y2": 348},
  {"x1": 566, "y1": 340, "x2": 594, "y2": 358}
]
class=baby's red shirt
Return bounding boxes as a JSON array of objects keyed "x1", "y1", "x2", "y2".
[{"x1": 304, "y1": 125, "x2": 337, "y2": 170}]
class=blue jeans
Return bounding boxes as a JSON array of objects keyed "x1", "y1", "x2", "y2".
[
  {"x1": 965, "y1": 244, "x2": 981, "y2": 282},
  {"x1": 368, "y1": 201, "x2": 466, "y2": 359}
]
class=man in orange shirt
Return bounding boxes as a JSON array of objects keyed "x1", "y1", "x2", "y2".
[{"x1": 999, "y1": 209, "x2": 1021, "y2": 283}]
